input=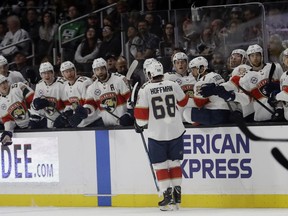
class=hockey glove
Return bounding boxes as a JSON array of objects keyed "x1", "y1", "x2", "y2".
[
  {"x1": 271, "y1": 108, "x2": 284, "y2": 122},
  {"x1": 217, "y1": 86, "x2": 236, "y2": 102},
  {"x1": 268, "y1": 90, "x2": 280, "y2": 107},
  {"x1": 199, "y1": 83, "x2": 218, "y2": 97},
  {"x1": 119, "y1": 112, "x2": 135, "y2": 126},
  {"x1": 33, "y1": 98, "x2": 51, "y2": 110},
  {"x1": 263, "y1": 82, "x2": 280, "y2": 96},
  {"x1": 53, "y1": 110, "x2": 74, "y2": 128},
  {"x1": 134, "y1": 122, "x2": 144, "y2": 133},
  {"x1": 68, "y1": 105, "x2": 88, "y2": 128},
  {"x1": 0, "y1": 131, "x2": 13, "y2": 146}
]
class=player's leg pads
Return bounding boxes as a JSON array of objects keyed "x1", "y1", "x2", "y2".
[{"x1": 158, "y1": 187, "x2": 174, "y2": 211}]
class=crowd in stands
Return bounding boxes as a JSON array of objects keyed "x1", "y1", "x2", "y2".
[{"x1": 0, "y1": 0, "x2": 288, "y2": 141}]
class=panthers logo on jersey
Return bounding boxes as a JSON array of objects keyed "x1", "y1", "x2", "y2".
[
  {"x1": 8, "y1": 102, "x2": 26, "y2": 120},
  {"x1": 100, "y1": 92, "x2": 117, "y2": 112}
]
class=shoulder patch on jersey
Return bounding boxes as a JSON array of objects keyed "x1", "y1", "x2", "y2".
[{"x1": 250, "y1": 77, "x2": 258, "y2": 84}]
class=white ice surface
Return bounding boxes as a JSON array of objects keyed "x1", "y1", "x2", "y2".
[{"x1": 1, "y1": 207, "x2": 288, "y2": 216}]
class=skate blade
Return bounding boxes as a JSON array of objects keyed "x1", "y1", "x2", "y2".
[
  {"x1": 174, "y1": 203, "x2": 180, "y2": 210},
  {"x1": 159, "y1": 204, "x2": 174, "y2": 211}
]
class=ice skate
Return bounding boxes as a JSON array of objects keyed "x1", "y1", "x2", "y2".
[
  {"x1": 158, "y1": 187, "x2": 175, "y2": 211},
  {"x1": 173, "y1": 186, "x2": 181, "y2": 210}
]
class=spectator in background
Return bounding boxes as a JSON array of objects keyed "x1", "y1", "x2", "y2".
[
  {"x1": 144, "y1": 13, "x2": 163, "y2": 38},
  {"x1": 22, "y1": 8, "x2": 41, "y2": 51},
  {"x1": 74, "y1": 27, "x2": 102, "y2": 76},
  {"x1": 38, "y1": 11, "x2": 58, "y2": 64},
  {"x1": 98, "y1": 25, "x2": 121, "y2": 59},
  {"x1": 135, "y1": 19, "x2": 160, "y2": 60},
  {"x1": 115, "y1": 56, "x2": 128, "y2": 76},
  {"x1": 0, "y1": 22, "x2": 7, "y2": 43},
  {"x1": 159, "y1": 22, "x2": 175, "y2": 58},
  {"x1": 105, "y1": 53, "x2": 117, "y2": 73},
  {"x1": 11, "y1": 51, "x2": 39, "y2": 86},
  {"x1": 268, "y1": 34, "x2": 285, "y2": 63},
  {"x1": 86, "y1": 13, "x2": 102, "y2": 41},
  {"x1": 123, "y1": 25, "x2": 141, "y2": 60},
  {"x1": 0, "y1": 15, "x2": 30, "y2": 62},
  {"x1": 60, "y1": 5, "x2": 86, "y2": 61},
  {"x1": 179, "y1": 18, "x2": 200, "y2": 57}
]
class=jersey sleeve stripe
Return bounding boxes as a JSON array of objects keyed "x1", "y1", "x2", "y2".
[
  {"x1": 177, "y1": 95, "x2": 189, "y2": 107},
  {"x1": 193, "y1": 97, "x2": 209, "y2": 108},
  {"x1": 134, "y1": 107, "x2": 149, "y2": 120}
]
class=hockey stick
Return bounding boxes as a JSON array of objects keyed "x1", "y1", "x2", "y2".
[
  {"x1": 271, "y1": 147, "x2": 288, "y2": 170},
  {"x1": 131, "y1": 83, "x2": 160, "y2": 192},
  {"x1": 99, "y1": 104, "x2": 120, "y2": 120},
  {"x1": 126, "y1": 60, "x2": 139, "y2": 81},
  {"x1": 227, "y1": 102, "x2": 288, "y2": 142},
  {"x1": 238, "y1": 85, "x2": 274, "y2": 115}
]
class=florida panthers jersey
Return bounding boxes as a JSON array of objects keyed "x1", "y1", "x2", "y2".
[
  {"x1": 83, "y1": 73, "x2": 131, "y2": 126},
  {"x1": 164, "y1": 72, "x2": 196, "y2": 97},
  {"x1": 193, "y1": 72, "x2": 228, "y2": 110},
  {"x1": 276, "y1": 71, "x2": 288, "y2": 120},
  {"x1": 222, "y1": 64, "x2": 253, "y2": 117},
  {"x1": 239, "y1": 63, "x2": 283, "y2": 121},
  {"x1": 134, "y1": 80, "x2": 189, "y2": 141},
  {"x1": 64, "y1": 76, "x2": 92, "y2": 110},
  {"x1": 33, "y1": 77, "x2": 68, "y2": 128},
  {"x1": 0, "y1": 82, "x2": 34, "y2": 131}
]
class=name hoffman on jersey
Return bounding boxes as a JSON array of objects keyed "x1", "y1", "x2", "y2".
[{"x1": 150, "y1": 85, "x2": 173, "y2": 95}]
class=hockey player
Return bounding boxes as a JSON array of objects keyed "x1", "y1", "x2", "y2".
[
  {"x1": 69, "y1": 57, "x2": 134, "y2": 127},
  {"x1": 268, "y1": 48, "x2": 288, "y2": 121},
  {"x1": 0, "y1": 74, "x2": 34, "y2": 145},
  {"x1": 201, "y1": 49, "x2": 253, "y2": 121},
  {"x1": 53, "y1": 61, "x2": 95, "y2": 128},
  {"x1": 0, "y1": 55, "x2": 27, "y2": 84},
  {"x1": 201, "y1": 44, "x2": 284, "y2": 122},
  {"x1": 134, "y1": 61, "x2": 191, "y2": 211},
  {"x1": 31, "y1": 62, "x2": 68, "y2": 128},
  {"x1": 183, "y1": 56, "x2": 231, "y2": 125},
  {"x1": 164, "y1": 52, "x2": 196, "y2": 98}
]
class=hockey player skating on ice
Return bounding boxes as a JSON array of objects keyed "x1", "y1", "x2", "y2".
[
  {"x1": 0, "y1": 74, "x2": 34, "y2": 145},
  {"x1": 68, "y1": 57, "x2": 134, "y2": 127},
  {"x1": 134, "y1": 61, "x2": 193, "y2": 211}
]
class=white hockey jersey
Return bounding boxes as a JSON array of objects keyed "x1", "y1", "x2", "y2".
[
  {"x1": 83, "y1": 73, "x2": 131, "y2": 127},
  {"x1": 134, "y1": 80, "x2": 189, "y2": 141},
  {"x1": 239, "y1": 63, "x2": 283, "y2": 121},
  {"x1": 164, "y1": 72, "x2": 196, "y2": 97},
  {"x1": 0, "y1": 82, "x2": 34, "y2": 131},
  {"x1": 33, "y1": 77, "x2": 68, "y2": 128},
  {"x1": 222, "y1": 64, "x2": 253, "y2": 117},
  {"x1": 193, "y1": 72, "x2": 228, "y2": 110},
  {"x1": 64, "y1": 76, "x2": 92, "y2": 110},
  {"x1": 276, "y1": 71, "x2": 288, "y2": 120}
]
